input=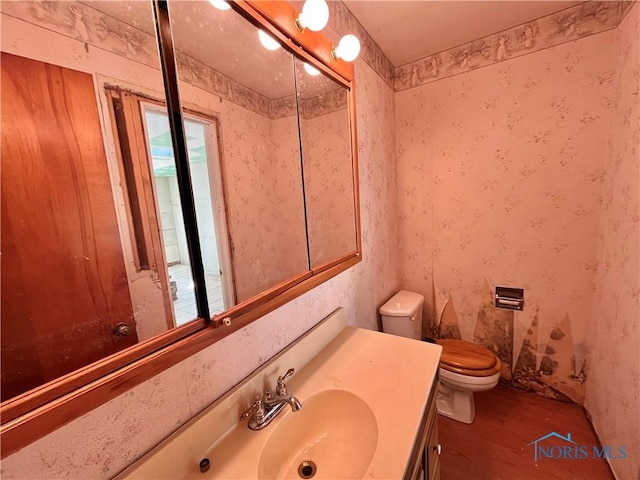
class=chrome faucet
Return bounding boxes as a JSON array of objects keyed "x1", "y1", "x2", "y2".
[{"x1": 240, "y1": 368, "x2": 302, "y2": 430}]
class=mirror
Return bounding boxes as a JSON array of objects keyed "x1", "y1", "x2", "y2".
[
  {"x1": 0, "y1": 0, "x2": 314, "y2": 403},
  {"x1": 1, "y1": 0, "x2": 360, "y2": 454},
  {"x1": 169, "y1": 0, "x2": 309, "y2": 304},
  {"x1": 0, "y1": 0, "x2": 179, "y2": 401},
  {"x1": 294, "y1": 59, "x2": 357, "y2": 268}
]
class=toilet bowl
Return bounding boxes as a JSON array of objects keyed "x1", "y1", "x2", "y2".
[
  {"x1": 436, "y1": 338, "x2": 501, "y2": 424},
  {"x1": 379, "y1": 291, "x2": 502, "y2": 425}
]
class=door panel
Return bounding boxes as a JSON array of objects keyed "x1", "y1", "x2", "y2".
[{"x1": 1, "y1": 53, "x2": 137, "y2": 401}]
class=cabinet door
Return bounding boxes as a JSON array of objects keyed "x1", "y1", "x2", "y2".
[
  {"x1": 425, "y1": 409, "x2": 441, "y2": 480},
  {"x1": 406, "y1": 382, "x2": 439, "y2": 480}
]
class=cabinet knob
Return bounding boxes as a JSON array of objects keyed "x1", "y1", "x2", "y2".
[{"x1": 435, "y1": 444, "x2": 442, "y2": 455}]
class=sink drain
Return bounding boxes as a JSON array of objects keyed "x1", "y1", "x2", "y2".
[{"x1": 298, "y1": 460, "x2": 317, "y2": 479}]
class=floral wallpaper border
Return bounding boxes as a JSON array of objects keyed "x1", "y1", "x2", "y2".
[
  {"x1": 6, "y1": 1, "x2": 636, "y2": 101},
  {"x1": 327, "y1": 1, "x2": 395, "y2": 89},
  {"x1": 269, "y1": 95, "x2": 297, "y2": 120},
  {"x1": 1, "y1": 1, "x2": 159, "y2": 68},
  {"x1": 175, "y1": 51, "x2": 274, "y2": 118},
  {"x1": 267, "y1": 88, "x2": 348, "y2": 120},
  {"x1": 1, "y1": 1, "x2": 295, "y2": 120},
  {"x1": 299, "y1": 87, "x2": 348, "y2": 119},
  {"x1": 2, "y1": 1, "x2": 354, "y2": 120},
  {"x1": 394, "y1": 1, "x2": 636, "y2": 92}
]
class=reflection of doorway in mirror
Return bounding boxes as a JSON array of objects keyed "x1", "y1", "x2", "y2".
[
  {"x1": 141, "y1": 105, "x2": 234, "y2": 325},
  {"x1": 1, "y1": 54, "x2": 140, "y2": 400}
]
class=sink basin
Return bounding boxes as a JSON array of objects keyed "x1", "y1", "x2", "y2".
[
  {"x1": 117, "y1": 320, "x2": 443, "y2": 480},
  {"x1": 258, "y1": 390, "x2": 378, "y2": 479}
]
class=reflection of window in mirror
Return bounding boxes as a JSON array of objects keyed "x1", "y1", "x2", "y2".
[{"x1": 140, "y1": 106, "x2": 235, "y2": 320}]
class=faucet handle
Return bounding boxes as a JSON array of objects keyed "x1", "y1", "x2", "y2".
[
  {"x1": 276, "y1": 368, "x2": 295, "y2": 395},
  {"x1": 240, "y1": 395, "x2": 264, "y2": 421}
]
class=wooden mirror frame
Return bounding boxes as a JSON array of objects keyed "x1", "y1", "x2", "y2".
[{"x1": 0, "y1": 0, "x2": 361, "y2": 457}]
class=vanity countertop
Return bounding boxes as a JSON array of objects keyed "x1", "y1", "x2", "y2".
[{"x1": 118, "y1": 319, "x2": 442, "y2": 479}]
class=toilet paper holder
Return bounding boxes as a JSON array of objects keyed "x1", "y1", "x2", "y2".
[{"x1": 495, "y1": 286, "x2": 524, "y2": 310}]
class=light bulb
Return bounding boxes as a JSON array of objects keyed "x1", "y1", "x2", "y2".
[
  {"x1": 208, "y1": 0, "x2": 231, "y2": 10},
  {"x1": 297, "y1": 0, "x2": 329, "y2": 32},
  {"x1": 334, "y1": 34, "x2": 361, "y2": 62},
  {"x1": 258, "y1": 30, "x2": 280, "y2": 51},
  {"x1": 303, "y1": 63, "x2": 321, "y2": 76}
]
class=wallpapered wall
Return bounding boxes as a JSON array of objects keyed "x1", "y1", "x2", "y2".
[
  {"x1": 396, "y1": 26, "x2": 619, "y2": 404},
  {"x1": 588, "y1": 6, "x2": 640, "y2": 480},
  {"x1": 0, "y1": 5, "x2": 400, "y2": 479},
  {"x1": 393, "y1": 4, "x2": 639, "y2": 478},
  {"x1": 221, "y1": 108, "x2": 308, "y2": 303},
  {"x1": 301, "y1": 106, "x2": 357, "y2": 267},
  {"x1": 3, "y1": 0, "x2": 637, "y2": 477}
]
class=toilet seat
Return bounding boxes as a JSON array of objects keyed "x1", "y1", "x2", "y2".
[{"x1": 437, "y1": 339, "x2": 502, "y2": 377}]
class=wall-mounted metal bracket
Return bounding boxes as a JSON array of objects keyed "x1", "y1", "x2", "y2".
[{"x1": 495, "y1": 286, "x2": 524, "y2": 310}]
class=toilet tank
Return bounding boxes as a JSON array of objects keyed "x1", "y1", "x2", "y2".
[{"x1": 379, "y1": 290, "x2": 424, "y2": 340}]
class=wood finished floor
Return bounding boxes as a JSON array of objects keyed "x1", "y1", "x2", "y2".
[{"x1": 438, "y1": 385, "x2": 614, "y2": 480}]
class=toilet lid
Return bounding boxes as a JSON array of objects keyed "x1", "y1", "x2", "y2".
[{"x1": 437, "y1": 339, "x2": 497, "y2": 370}]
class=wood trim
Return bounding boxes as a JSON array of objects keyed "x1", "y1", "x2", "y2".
[
  {"x1": 1, "y1": 322, "x2": 213, "y2": 458},
  {"x1": 0, "y1": 0, "x2": 363, "y2": 457},
  {"x1": 126, "y1": 99, "x2": 168, "y2": 281},
  {"x1": 206, "y1": 109, "x2": 240, "y2": 307},
  {"x1": 211, "y1": 271, "x2": 312, "y2": 325},
  {"x1": 106, "y1": 89, "x2": 175, "y2": 330},
  {"x1": 310, "y1": 252, "x2": 359, "y2": 276},
  {"x1": 349, "y1": 83, "x2": 363, "y2": 256},
  {"x1": 0, "y1": 255, "x2": 359, "y2": 457},
  {"x1": 106, "y1": 89, "x2": 147, "y2": 272},
  {"x1": 126, "y1": 96, "x2": 176, "y2": 329},
  {"x1": 0, "y1": 319, "x2": 205, "y2": 426},
  {"x1": 233, "y1": 1, "x2": 353, "y2": 85},
  {"x1": 124, "y1": 93, "x2": 158, "y2": 273}
]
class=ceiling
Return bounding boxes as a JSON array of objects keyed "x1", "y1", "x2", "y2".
[{"x1": 343, "y1": 1, "x2": 584, "y2": 66}]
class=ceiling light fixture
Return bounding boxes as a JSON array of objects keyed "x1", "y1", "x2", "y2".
[
  {"x1": 258, "y1": 30, "x2": 281, "y2": 51},
  {"x1": 208, "y1": 0, "x2": 231, "y2": 11},
  {"x1": 303, "y1": 63, "x2": 321, "y2": 76},
  {"x1": 294, "y1": 0, "x2": 329, "y2": 32},
  {"x1": 332, "y1": 34, "x2": 361, "y2": 62}
]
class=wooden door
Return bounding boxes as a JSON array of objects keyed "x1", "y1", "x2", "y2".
[{"x1": 1, "y1": 53, "x2": 138, "y2": 402}]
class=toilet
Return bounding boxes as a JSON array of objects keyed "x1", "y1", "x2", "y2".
[{"x1": 380, "y1": 290, "x2": 501, "y2": 424}]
